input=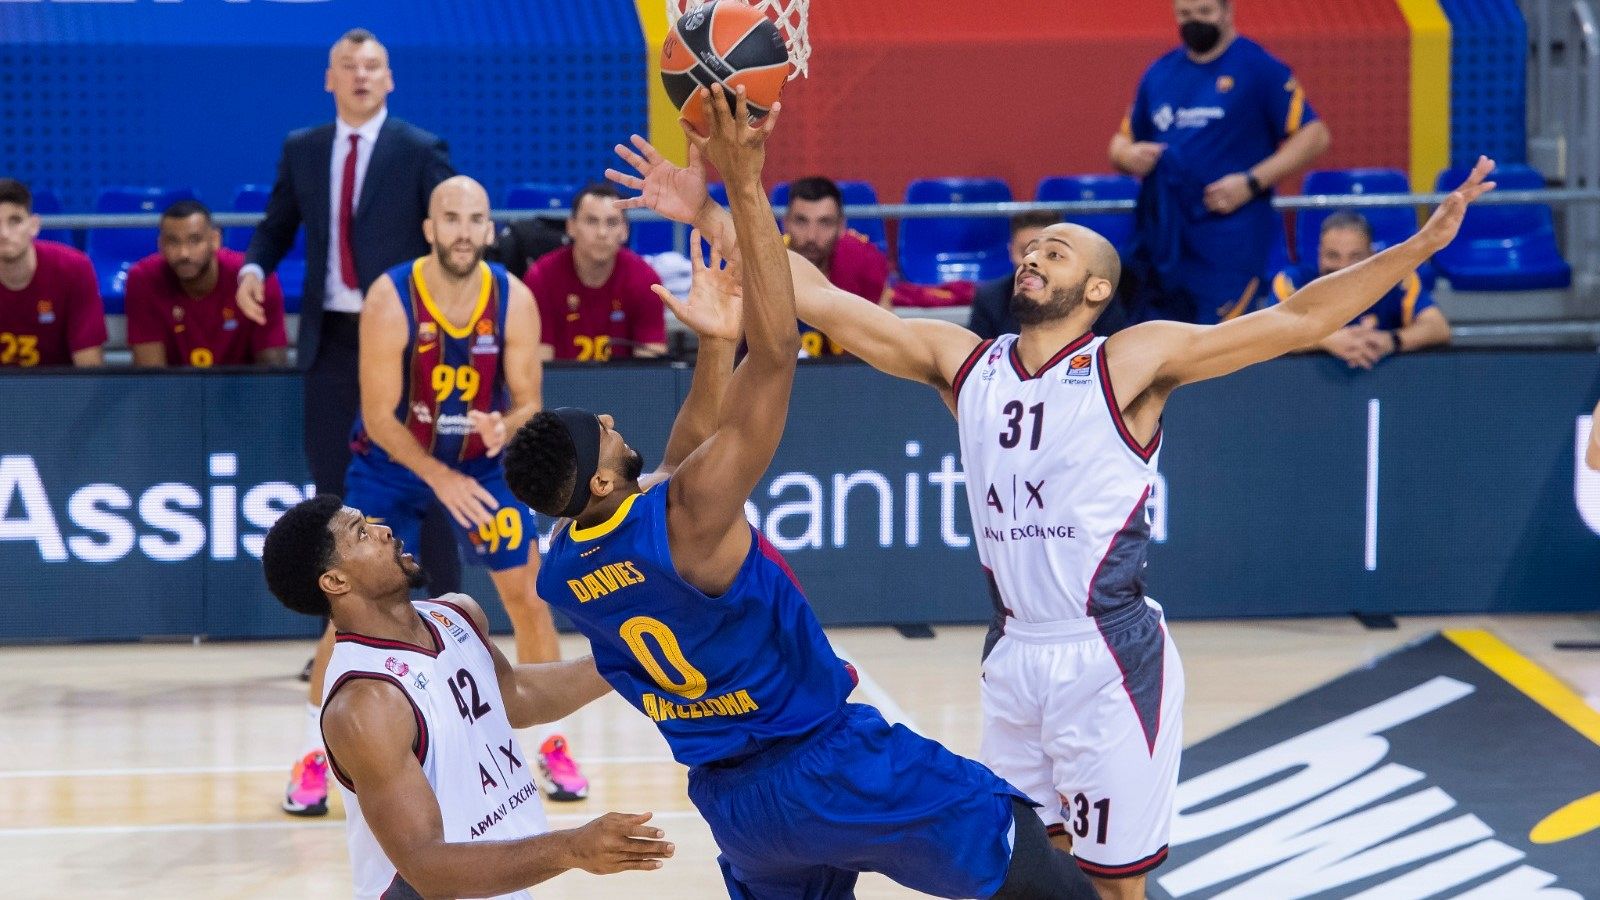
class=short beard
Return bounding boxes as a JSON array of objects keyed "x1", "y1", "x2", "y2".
[
  {"x1": 1010, "y1": 280, "x2": 1087, "y2": 326},
  {"x1": 406, "y1": 565, "x2": 430, "y2": 590},
  {"x1": 616, "y1": 447, "x2": 645, "y2": 483},
  {"x1": 792, "y1": 241, "x2": 830, "y2": 269},
  {"x1": 435, "y1": 244, "x2": 484, "y2": 279}
]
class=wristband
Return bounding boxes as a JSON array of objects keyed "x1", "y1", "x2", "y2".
[
  {"x1": 1244, "y1": 172, "x2": 1266, "y2": 198},
  {"x1": 1389, "y1": 329, "x2": 1405, "y2": 353}
]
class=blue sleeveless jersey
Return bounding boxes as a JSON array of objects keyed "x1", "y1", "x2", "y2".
[
  {"x1": 539, "y1": 483, "x2": 854, "y2": 767},
  {"x1": 352, "y1": 258, "x2": 513, "y2": 465}
]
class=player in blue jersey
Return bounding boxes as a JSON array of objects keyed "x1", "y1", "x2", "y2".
[
  {"x1": 503, "y1": 86, "x2": 1097, "y2": 899},
  {"x1": 1110, "y1": 0, "x2": 1331, "y2": 325}
]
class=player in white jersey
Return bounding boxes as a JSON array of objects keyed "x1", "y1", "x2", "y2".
[
  {"x1": 263, "y1": 494, "x2": 675, "y2": 899},
  {"x1": 608, "y1": 139, "x2": 1496, "y2": 898}
]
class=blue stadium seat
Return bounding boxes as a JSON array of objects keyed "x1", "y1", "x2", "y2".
[
  {"x1": 1432, "y1": 164, "x2": 1571, "y2": 291},
  {"x1": 1297, "y1": 168, "x2": 1436, "y2": 288},
  {"x1": 503, "y1": 182, "x2": 575, "y2": 214},
  {"x1": 630, "y1": 220, "x2": 678, "y2": 255},
  {"x1": 624, "y1": 180, "x2": 677, "y2": 256},
  {"x1": 1297, "y1": 169, "x2": 1417, "y2": 261},
  {"x1": 771, "y1": 180, "x2": 888, "y2": 254},
  {"x1": 226, "y1": 184, "x2": 305, "y2": 314},
  {"x1": 898, "y1": 178, "x2": 1012, "y2": 284},
  {"x1": 87, "y1": 186, "x2": 198, "y2": 313},
  {"x1": 1035, "y1": 175, "x2": 1138, "y2": 254},
  {"x1": 29, "y1": 186, "x2": 78, "y2": 248}
]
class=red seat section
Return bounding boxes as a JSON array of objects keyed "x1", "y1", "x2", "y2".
[{"x1": 764, "y1": 0, "x2": 1410, "y2": 211}]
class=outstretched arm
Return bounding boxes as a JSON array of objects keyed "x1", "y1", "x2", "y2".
[
  {"x1": 1114, "y1": 156, "x2": 1497, "y2": 393},
  {"x1": 650, "y1": 230, "x2": 742, "y2": 482},
  {"x1": 440, "y1": 593, "x2": 612, "y2": 727},
  {"x1": 787, "y1": 248, "x2": 982, "y2": 409},
  {"x1": 665, "y1": 86, "x2": 797, "y2": 592},
  {"x1": 322, "y1": 681, "x2": 671, "y2": 898},
  {"x1": 609, "y1": 134, "x2": 982, "y2": 411}
]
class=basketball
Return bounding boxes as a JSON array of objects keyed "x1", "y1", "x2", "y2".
[{"x1": 661, "y1": 1, "x2": 791, "y2": 135}]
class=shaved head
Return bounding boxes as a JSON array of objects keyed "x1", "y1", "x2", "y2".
[
  {"x1": 1048, "y1": 223, "x2": 1122, "y2": 293},
  {"x1": 1011, "y1": 222, "x2": 1124, "y2": 327},
  {"x1": 429, "y1": 175, "x2": 490, "y2": 217},
  {"x1": 424, "y1": 176, "x2": 493, "y2": 278}
]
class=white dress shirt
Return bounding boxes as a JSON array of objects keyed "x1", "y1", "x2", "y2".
[
  {"x1": 239, "y1": 107, "x2": 390, "y2": 311},
  {"x1": 324, "y1": 107, "x2": 388, "y2": 314}
]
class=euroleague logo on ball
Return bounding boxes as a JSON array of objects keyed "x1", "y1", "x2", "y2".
[{"x1": 681, "y1": 6, "x2": 710, "y2": 30}]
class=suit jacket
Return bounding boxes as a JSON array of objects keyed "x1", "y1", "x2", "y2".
[{"x1": 246, "y1": 117, "x2": 454, "y2": 368}]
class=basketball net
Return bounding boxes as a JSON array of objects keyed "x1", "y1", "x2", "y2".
[{"x1": 667, "y1": 0, "x2": 812, "y2": 79}]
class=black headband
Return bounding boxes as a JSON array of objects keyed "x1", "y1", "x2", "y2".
[{"x1": 554, "y1": 407, "x2": 601, "y2": 519}]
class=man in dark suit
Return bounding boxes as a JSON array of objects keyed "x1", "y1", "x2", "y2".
[{"x1": 237, "y1": 28, "x2": 464, "y2": 818}]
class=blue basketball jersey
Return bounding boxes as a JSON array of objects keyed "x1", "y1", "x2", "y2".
[
  {"x1": 1126, "y1": 37, "x2": 1320, "y2": 191},
  {"x1": 352, "y1": 258, "x2": 513, "y2": 466},
  {"x1": 539, "y1": 483, "x2": 855, "y2": 767}
]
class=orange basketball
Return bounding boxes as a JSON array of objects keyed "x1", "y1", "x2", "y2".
[{"x1": 661, "y1": 2, "x2": 791, "y2": 135}]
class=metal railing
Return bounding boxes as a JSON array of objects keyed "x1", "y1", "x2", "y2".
[
  {"x1": 1525, "y1": 0, "x2": 1600, "y2": 291},
  {"x1": 34, "y1": 186, "x2": 1600, "y2": 230}
]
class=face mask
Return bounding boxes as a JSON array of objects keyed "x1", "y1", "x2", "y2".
[{"x1": 1181, "y1": 20, "x2": 1223, "y2": 54}]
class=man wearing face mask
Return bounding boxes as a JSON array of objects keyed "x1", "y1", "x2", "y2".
[{"x1": 1110, "y1": 0, "x2": 1331, "y2": 325}]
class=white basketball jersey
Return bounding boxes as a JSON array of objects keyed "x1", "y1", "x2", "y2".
[
  {"x1": 322, "y1": 597, "x2": 549, "y2": 900},
  {"x1": 954, "y1": 333, "x2": 1161, "y2": 624}
]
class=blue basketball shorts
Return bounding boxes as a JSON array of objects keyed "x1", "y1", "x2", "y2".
[
  {"x1": 687, "y1": 703, "x2": 1031, "y2": 899},
  {"x1": 343, "y1": 451, "x2": 532, "y2": 572}
]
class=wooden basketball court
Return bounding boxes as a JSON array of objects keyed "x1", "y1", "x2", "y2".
[{"x1": 4, "y1": 614, "x2": 1596, "y2": 898}]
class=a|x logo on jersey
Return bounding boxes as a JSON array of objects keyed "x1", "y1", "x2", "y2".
[{"x1": 1024, "y1": 480, "x2": 1046, "y2": 510}]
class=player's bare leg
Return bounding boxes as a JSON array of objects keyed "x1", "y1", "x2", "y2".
[
  {"x1": 488, "y1": 561, "x2": 558, "y2": 664},
  {"x1": 488, "y1": 561, "x2": 590, "y2": 802},
  {"x1": 1089, "y1": 875, "x2": 1145, "y2": 900},
  {"x1": 281, "y1": 623, "x2": 336, "y2": 816},
  {"x1": 1049, "y1": 833, "x2": 1145, "y2": 900}
]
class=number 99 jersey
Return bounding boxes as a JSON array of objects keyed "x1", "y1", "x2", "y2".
[
  {"x1": 538, "y1": 483, "x2": 856, "y2": 767},
  {"x1": 352, "y1": 257, "x2": 512, "y2": 466}
]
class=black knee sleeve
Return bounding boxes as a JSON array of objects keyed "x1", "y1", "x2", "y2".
[{"x1": 990, "y1": 798, "x2": 1099, "y2": 899}]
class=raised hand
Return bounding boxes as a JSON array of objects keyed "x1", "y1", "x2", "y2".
[
  {"x1": 1419, "y1": 155, "x2": 1497, "y2": 253},
  {"x1": 653, "y1": 229, "x2": 743, "y2": 342},
  {"x1": 467, "y1": 409, "x2": 507, "y2": 457},
  {"x1": 687, "y1": 83, "x2": 781, "y2": 188},
  {"x1": 563, "y1": 812, "x2": 675, "y2": 875},
  {"x1": 606, "y1": 134, "x2": 711, "y2": 226}
]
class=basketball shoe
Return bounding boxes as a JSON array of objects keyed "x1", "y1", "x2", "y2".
[
  {"x1": 282, "y1": 749, "x2": 329, "y2": 816},
  {"x1": 537, "y1": 735, "x2": 589, "y2": 802}
]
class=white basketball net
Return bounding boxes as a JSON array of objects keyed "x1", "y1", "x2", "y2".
[{"x1": 667, "y1": 0, "x2": 812, "y2": 79}]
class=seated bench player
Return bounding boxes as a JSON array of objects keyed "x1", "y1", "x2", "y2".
[
  {"x1": 0, "y1": 178, "x2": 106, "y2": 367},
  {"x1": 127, "y1": 200, "x2": 288, "y2": 367}
]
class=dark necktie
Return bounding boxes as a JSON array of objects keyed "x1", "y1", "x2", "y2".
[{"x1": 339, "y1": 133, "x2": 360, "y2": 290}]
